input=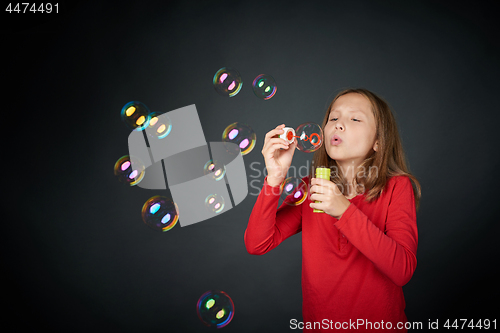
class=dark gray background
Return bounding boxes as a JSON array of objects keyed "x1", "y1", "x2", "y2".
[{"x1": 3, "y1": 0, "x2": 500, "y2": 331}]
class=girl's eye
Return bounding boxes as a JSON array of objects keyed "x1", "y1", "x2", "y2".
[{"x1": 330, "y1": 118, "x2": 360, "y2": 122}]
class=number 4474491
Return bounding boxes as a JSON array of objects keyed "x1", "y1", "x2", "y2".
[
  {"x1": 444, "y1": 319, "x2": 497, "y2": 330},
  {"x1": 6, "y1": 3, "x2": 59, "y2": 14}
]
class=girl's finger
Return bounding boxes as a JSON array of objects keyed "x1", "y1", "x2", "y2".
[
  {"x1": 311, "y1": 184, "x2": 328, "y2": 193},
  {"x1": 263, "y1": 137, "x2": 286, "y2": 149},
  {"x1": 309, "y1": 202, "x2": 320, "y2": 209},
  {"x1": 263, "y1": 142, "x2": 289, "y2": 156},
  {"x1": 267, "y1": 137, "x2": 290, "y2": 146},
  {"x1": 312, "y1": 193, "x2": 327, "y2": 201},
  {"x1": 312, "y1": 177, "x2": 325, "y2": 185},
  {"x1": 273, "y1": 143, "x2": 289, "y2": 150},
  {"x1": 265, "y1": 125, "x2": 286, "y2": 140}
]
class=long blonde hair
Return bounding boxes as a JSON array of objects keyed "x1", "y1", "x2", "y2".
[{"x1": 310, "y1": 88, "x2": 421, "y2": 211}]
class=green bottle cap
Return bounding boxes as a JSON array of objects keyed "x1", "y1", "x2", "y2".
[
  {"x1": 314, "y1": 167, "x2": 330, "y2": 213},
  {"x1": 315, "y1": 167, "x2": 331, "y2": 178}
]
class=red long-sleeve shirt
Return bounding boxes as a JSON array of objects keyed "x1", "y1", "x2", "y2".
[{"x1": 244, "y1": 175, "x2": 418, "y2": 332}]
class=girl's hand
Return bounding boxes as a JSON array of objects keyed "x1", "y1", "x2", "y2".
[
  {"x1": 262, "y1": 124, "x2": 298, "y2": 187},
  {"x1": 309, "y1": 177, "x2": 351, "y2": 219}
]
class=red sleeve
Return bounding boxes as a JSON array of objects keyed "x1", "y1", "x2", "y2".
[
  {"x1": 334, "y1": 176, "x2": 418, "y2": 286},
  {"x1": 244, "y1": 177, "x2": 302, "y2": 255}
]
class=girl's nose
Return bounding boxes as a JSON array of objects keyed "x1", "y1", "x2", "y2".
[{"x1": 335, "y1": 122, "x2": 344, "y2": 131}]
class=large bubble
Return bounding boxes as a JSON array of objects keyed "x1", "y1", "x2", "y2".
[{"x1": 295, "y1": 122, "x2": 323, "y2": 152}]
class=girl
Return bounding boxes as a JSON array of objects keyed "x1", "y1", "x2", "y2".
[{"x1": 245, "y1": 88, "x2": 421, "y2": 332}]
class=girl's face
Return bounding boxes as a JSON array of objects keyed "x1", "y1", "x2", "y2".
[{"x1": 324, "y1": 93, "x2": 378, "y2": 166}]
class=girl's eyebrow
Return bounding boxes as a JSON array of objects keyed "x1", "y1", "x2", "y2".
[{"x1": 330, "y1": 109, "x2": 364, "y2": 115}]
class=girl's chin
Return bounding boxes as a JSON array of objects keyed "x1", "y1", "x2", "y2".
[
  {"x1": 326, "y1": 148, "x2": 343, "y2": 160},
  {"x1": 327, "y1": 152, "x2": 355, "y2": 162}
]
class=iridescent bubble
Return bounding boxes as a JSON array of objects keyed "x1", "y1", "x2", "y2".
[
  {"x1": 141, "y1": 196, "x2": 179, "y2": 232},
  {"x1": 197, "y1": 290, "x2": 234, "y2": 328},
  {"x1": 213, "y1": 67, "x2": 242, "y2": 97},
  {"x1": 114, "y1": 155, "x2": 145, "y2": 186},
  {"x1": 120, "y1": 101, "x2": 151, "y2": 131},
  {"x1": 147, "y1": 112, "x2": 172, "y2": 139},
  {"x1": 205, "y1": 194, "x2": 225, "y2": 214},
  {"x1": 295, "y1": 122, "x2": 323, "y2": 153},
  {"x1": 222, "y1": 122, "x2": 256, "y2": 155},
  {"x1": 252, "y1": 74, "x2": 277, "y2": 100},
  {"x1": 280, "y1": 177, "x2": 308, "y2": 206},
  {"x1": 203, "y1": 160, "x2": 226, "y2": 181}
]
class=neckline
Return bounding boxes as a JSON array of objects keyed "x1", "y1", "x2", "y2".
[{"x1": 346, "y1": 194, "x2": 362, "y2": 200}]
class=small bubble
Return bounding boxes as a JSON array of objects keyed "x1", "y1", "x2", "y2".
[
  {"x1": 120, "y1": 101, "x2": 151, "y2": 131},
  {"x1": 203, "y1": 160, "x2": 226, "y2": 181},
  {"x1": 252, "y1": 74, "x2": 277, "y2": 100},
  {"x1": 146, "y1": 112, "x2": 172, "y2": 139},
  {"x1": 141, "y1": 196, "x2": 179, "y2": 232},
  {"x1": 222, "y1": 122, "x2": 256, "y2": 155},
  {"x1": 205, "y1": 194, "x2": 225, "y2": 214},
  {"x1": 213, "y1": 67, "x2": 242, "y2": 97},
  {"x1": 280, "y1": 177, "x2": 308, "y2": 206},
  {"x1": 197, "y1": 290, "x2": 234, "y2": 328},
  {"x1": 114, "y1": 155, "x2": 145, "y2": 186}
]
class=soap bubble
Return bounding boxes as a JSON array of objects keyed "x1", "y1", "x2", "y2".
[
  {"x1": 222, "y1": 122, "x2": 256, "y2": 155},
  {"x1": 114, "y1": 155, "x2": 145, "y2": 186},
  {"x1": 280, "y1": 177, "x2": 308, "y2": 206},
  {"x1": 120, "y1": 101, "x2": 151, "y2": 131},
  {"x1": 252, "y1": 74, "x2": 277, "y2": 100},
  {"x1": 204, "y1": 160, "x2": 226, "y2": 181},
  {"x1": 141, "y1": 196, "x2": 179, "y2": 232},
  {"x1": 213, "y1": 67, "x2": 242, "y2": 97},
  {"x1": 295, "y1": 122, "x2": 323, "y2": 153},
  {"x1": 205, "y1": 194, "x2": 225, "y2": 214},
  {"x1": 197, "y1": 290, "x2": 234, "y2": 328},
  {"x1": 147, "y1": 112, "x2": 172, "y2": 139}
]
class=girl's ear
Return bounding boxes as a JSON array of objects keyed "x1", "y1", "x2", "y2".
[{"x1": 373, "y1": 141, "x2": 379, "y2": 152}]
